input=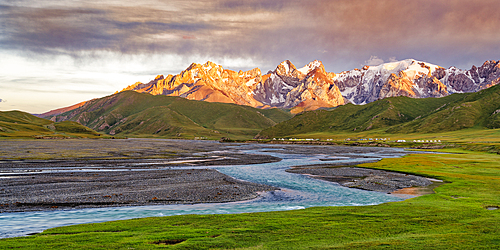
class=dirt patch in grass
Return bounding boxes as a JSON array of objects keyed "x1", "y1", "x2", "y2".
[
  {"x1": 390, "y1": 181, "x2": 444, "y2": 198},
  {"x1": 151, "y1": 239, "x2": 186, "y2": 245}
]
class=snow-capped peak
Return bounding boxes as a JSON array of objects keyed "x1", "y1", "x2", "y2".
[
  {"x1": 363, "y1": 59, "x2": 441, "y2": 80},
  {"x1": 275, "y1": 60, "x2": 298, "y2": 76},
  {"x1": 119, "y1": 59, "x2": 499, "y2": 113},
  {"x1": 367, "y1": 59, "x2": 412, "y2": 73},
  {"x1": 280, "y1": 60, "x2": 291, "y2": 73},
  {"x1": 298, "y1": 60, "x2": 323, "y2": 75}
]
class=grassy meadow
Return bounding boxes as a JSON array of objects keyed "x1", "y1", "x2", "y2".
[
  {"x1": 44, "y1": 91, "x2": 293, "y2": 140},
  {"x1": 0, "y1": 111, "x2": 103, "y2": 139},
  {"x1": 267, "y1": 127, "x2": 500, "y2": 142},
  {"x1": 1, "y1": 149, "x2": 498, "y2": 249}
]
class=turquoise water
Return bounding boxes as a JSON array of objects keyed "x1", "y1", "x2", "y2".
[{"x1": 0, "y1": 144, "x2": 407, "y2": 238}]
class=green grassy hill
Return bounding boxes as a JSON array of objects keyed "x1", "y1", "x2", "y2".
[
  {"x1": 47, "y1": 91, "x2": 293, "y2": 140},
  {"x1": 0, "y1": 111, "x2": 102, "y2": 139},
  {"x1": 258, "y1": 84, "x2": 500, "y2": 138}
]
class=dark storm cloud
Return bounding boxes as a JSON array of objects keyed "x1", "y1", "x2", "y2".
[
  {"x1": 1, "y1": 6, "x2": 118, "y2": 53},
  {"x1": 111, "y1": 21, "x2": 212, "y2": 32},
  {"x1": 1, "y1": 0, "x2": 500, "y2": 71},
  {"x1": 0, "y1": 1, "x2": 297, "y2": 57}
]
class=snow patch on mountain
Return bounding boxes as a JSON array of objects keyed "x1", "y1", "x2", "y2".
[
  {"x1": 298, "y1": 60, "x2": 322, "y2": 75},
  {"x1": 280, "y1": 61, "x2": 290, "y2": 74},
  {"x1": 245, "y1": 78, "x2": 257, "y2": 86}
]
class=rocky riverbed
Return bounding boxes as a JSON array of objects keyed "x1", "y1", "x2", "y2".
[
  {"x1": 0, "y1": 168, "x2": 277, "y2": 213},
  {"x1": 286, "y1": 165, "x2": 435, "y2": 194},
  {"x1": 0, "y1": 139, "x2": 282, "y2": 213}
]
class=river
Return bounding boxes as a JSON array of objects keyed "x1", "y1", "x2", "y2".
[{"x1": 0, "y1": 142, "x2": 410, "y2": 238}]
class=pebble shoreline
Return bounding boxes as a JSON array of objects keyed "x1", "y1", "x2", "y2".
[{"x1": 0, "y1": 151, "x2": 281, "y2": 213}]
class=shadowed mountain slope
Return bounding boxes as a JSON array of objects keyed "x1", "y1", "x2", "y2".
[
  {"x1": 0, "y1": 111, "x2": 102, "y2": 139},
  {"x1": 47, "y1": 91, "x2": 293, "y2": 140}
]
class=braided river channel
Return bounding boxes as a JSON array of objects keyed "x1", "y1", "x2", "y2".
[{"x1": 1, "y1": 142, "x2": 413, "y2": 238}]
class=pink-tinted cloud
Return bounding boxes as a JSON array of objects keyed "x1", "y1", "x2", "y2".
[{"x1": 1, "y1": 0, "x2": 499, "y2": 71}]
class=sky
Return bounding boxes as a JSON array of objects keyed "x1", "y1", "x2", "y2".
[{"x1": 1, "y1": 0, "x2": 500, "y2": 113}]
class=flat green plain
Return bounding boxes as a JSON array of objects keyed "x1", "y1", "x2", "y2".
[{"x1": 1, "y1": 149, "x2": 498, "y2": 249}]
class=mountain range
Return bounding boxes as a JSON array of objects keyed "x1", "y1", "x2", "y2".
[
  {"x1": 35, "y1": 59, "x2": 500, "y2": 139},
  {"x1": 120, "y1": 59, "x2": 500, "y2": 114},
  {"x1": 257, "y1": 83, "x2": 500, "y2": 138}
]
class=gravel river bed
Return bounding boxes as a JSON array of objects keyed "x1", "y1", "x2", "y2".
[{"x1": 0, "y1": 139, "x2": 437, "y2": 238}]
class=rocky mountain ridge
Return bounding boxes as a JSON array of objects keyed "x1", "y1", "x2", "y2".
[
  {"x1": 121, "y1": 60, "x2": 346, "y2": 114},
  {"x1": 121, "y1": 59, "x2": 500, "y2": 114},
  {"x1": 335, "y1": 59, "x2": 499, "y2": 105}
]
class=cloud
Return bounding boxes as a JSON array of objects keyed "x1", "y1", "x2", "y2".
[
  {"x1": 0, "y1": 4, "x2": 218, "y2": 56},
  {"x1": 2, "y1": 0, "x2": 500, "y2": 71},
  {"x1": 217, "y1": 0, "x2": 289, "y2": 11},
  {"x1": 363, "y1": 56, "x2": 400, "y2": 67},
  {"x1": 364, "y1": 56, "x2": 385, "y2": 66}
]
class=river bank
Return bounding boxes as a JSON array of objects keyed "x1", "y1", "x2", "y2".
[{"x1": 0, "y1": 139, "x2": 281, "y2": 213}]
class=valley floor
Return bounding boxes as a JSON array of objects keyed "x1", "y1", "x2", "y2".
[
  {"x1": 287, "y1": 165, "x2": 438, "y2": 194},
  {"x1": 1, "y1": 146, "x2": 498, "y2": 249},
  {"x1": 0, "y1": 168, "x2": 277, "y2": 213}
]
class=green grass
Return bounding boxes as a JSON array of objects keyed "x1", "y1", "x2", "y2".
[
  {"x1": 266, "y1": 128, "x2": 500, "y2": 143},
  {"x1": 46, "y1": 91, "x2": 293, "y2": 140},
  {"x1": 255, "y1": 128, "x2": 500, "y2": 155},
  {"x1": 2, "y1": 149, "x2": 499, "y2": 249},
  {"x1": 0, "y1": 111, "x2": 103, "y2": 139}
]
